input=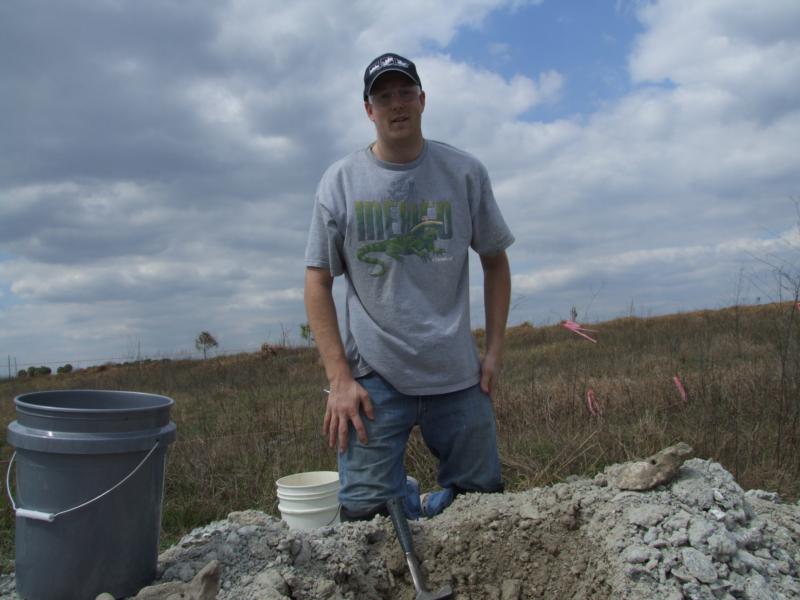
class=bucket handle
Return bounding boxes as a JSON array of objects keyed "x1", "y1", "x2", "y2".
[
  {"x1": 326, "y1": 503, "x2": 341, "y2": 527},
  {"x1": 5, "y1": 440, "x2": 161, "y2": 522}
]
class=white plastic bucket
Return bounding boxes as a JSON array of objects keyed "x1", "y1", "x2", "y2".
[{"x1": 276, "y1": 470, "x2": 340, "y2": 530}]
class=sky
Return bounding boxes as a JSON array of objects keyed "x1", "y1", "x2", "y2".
[{"x1": 1, "y1": 0, "x2": 799, "y2": 371}]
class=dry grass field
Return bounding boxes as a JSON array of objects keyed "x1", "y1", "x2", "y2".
[{"x1": 1, "y1": 301, "x2": 798, "y2": 571}]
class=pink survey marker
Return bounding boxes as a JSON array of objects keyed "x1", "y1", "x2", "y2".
[
  {"x1": 673, "y1": 376, "x2": 688, "y2": 402},
  {"x1": 562, "y1": 320, "x2": 598, "y2": 343},
  {"x1": 586, "y1": 388, "x2": 602, "y2": 417}
]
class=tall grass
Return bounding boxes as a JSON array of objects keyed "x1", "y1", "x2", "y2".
[{"x1": 1, "y1": 301, "x2": 798, "y2": 570}]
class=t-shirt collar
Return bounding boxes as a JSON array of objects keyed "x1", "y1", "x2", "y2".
[{"x1": 366, "y1": 140, "x2": 428, "y2": 171}]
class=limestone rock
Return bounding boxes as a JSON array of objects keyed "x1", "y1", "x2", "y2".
[
  {"x1": 134, "y1": 560, "x2": 220, "y2": 600},
  {"x1": 628, "y1": 504, "x2": 672, "y2": 527},
  {"x1": 607, "y1": 443, "x2": 694, "y2": 491},
  {"x1": 681, "y1": 548, "x2": 717, "y2": 584},
  {"x1": 501, "y1": 578, "x2": 522, "y2": 600},
  {"x1": 707, "y1": 531, "x2": 738, "y2": 559},
  {"x1": 622, "y1": 544, "x2": 653, "y2": 564},
  {"x1": 745, "y1": 489, "x2": 781, "y2": 503},
  {"x1": 688, "y1": 518, "x2": 716, "y2": 548},
  {"x1": 254, "y1": 568, "x2": 289, "y2": 595}
]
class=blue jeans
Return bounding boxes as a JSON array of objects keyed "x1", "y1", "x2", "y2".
[{"x1": 338, "y1": 371, "x2": 503, "y2": 519}]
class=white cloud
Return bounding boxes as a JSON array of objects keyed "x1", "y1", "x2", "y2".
[
  {"x1": 1, "y1": 0, "x2": 799, "y2": 365},
  {"x1": 353, "y1": 0, "x2": 543, "y2": 52},
  {"x1": 421, "y1": 56, "x2": 564, "y2": 155},
  {"x1": 630, "y1": 0, "x2": 800, "y2": 121}
]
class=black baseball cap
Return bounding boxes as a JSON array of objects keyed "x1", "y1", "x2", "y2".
[{"x1": 363, "y1": 53, "x2": 422, "y2": 100}]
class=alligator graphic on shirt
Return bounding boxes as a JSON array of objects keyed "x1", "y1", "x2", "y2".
[{"x1": 356, "y1": 220, "x2": 445, "y2": 277}]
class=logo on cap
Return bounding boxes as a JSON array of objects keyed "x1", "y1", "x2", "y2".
[{"x1": 368, "y1": 56, "x2": 410, "y2": 75}]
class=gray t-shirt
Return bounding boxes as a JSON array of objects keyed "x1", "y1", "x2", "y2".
[{"x1": 304, "y1": 139, "x2": 514, "y2": 395}]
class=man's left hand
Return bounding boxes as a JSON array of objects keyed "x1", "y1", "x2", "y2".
[{"x1": 480, "y1": 352, "x2": 502, "y2": 396}]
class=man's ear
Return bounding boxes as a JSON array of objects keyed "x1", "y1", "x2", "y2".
[
  {"x1": 365, "y1": 101, "x2": 375, "y2": 122},
  {"x1": 419, "y1": 90, "x2": 426, "y2": 113}
]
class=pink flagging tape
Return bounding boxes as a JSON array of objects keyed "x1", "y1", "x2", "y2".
[
  {"x1": 673, "y1": 375, "x2": 688, "y2": 402},
  {"x1": 562, "y1": 320, "x2": 598, "y2": 343},
  {"x1": 586, "y1": 388, "x2": 602, "y2": 417}
]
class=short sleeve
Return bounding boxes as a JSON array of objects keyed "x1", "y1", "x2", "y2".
[
  {"x1": 470, "y1": 165, "x2": 515, "y2": 255},
  {"x1": 304, "y1": 196, "x2": 345, "y2": 276}
]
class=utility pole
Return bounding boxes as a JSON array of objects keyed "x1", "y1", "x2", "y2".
[{"x1": 7, "y1": 355, "x2": 10, "y2": 380}]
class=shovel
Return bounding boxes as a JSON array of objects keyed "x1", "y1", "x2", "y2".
[{"x1": 386, "y1": 496, "x2": 454, "y2": 600}]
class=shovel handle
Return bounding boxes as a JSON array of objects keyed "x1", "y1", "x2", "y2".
[{"x1": 386, "y1": 496, "x2": 416, "y2": 555}]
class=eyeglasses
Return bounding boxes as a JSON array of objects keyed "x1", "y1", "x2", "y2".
[{"x1": 368, "y1": 86, "x2": 421, "y2": 107}]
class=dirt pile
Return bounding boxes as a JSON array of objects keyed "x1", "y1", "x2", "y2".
[
  {"x1": 149, "y1": 457, "x2": 799, "y2": 599},
  {"x1": 2, "y1": 457, "x2": 798, "y2": 599}
]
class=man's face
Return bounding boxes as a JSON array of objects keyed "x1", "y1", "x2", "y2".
[{"x1": 365, "y1": 72, "x2": 425, "y2": 145}]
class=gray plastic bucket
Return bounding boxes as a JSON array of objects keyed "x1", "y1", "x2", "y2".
[{"x1": 5, "y1": 390, "x2": 177, "y2": 600}]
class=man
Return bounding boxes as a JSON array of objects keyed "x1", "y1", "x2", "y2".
[{"x1": 304, "y1": 52, "x2": 513, "y2": 521}]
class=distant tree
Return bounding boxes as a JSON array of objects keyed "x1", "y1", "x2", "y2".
[
  {"x1": 57, "y1": 364, "x2": 73, "y2": 374},
  {"x1": 27, "y1": 366, "x2": 52, "y2": 377},
  {"x1": 300, "y1": 323, "x2": 314, "y2": 346},
  {"x1": 17, "y1": 370, "x2": 27, "y2": 378},
  {"x1": 195, "y1": 331, "x2": 218, "y2": 359}
]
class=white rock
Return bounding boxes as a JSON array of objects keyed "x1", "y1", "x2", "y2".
[
  {"x1": 743, "y1": 572, "x2": 773, "y2": 600},
  {"x1": 707, "y1": 531, "x2": 738, "y2": 558},
  {"x1": 254, "y1": 568, "x2": 289, "y2": 595},
  {"x1": 623, "y1": 544, "x2": 655, "y2": 564},
  {"x1": 501, "y1": 579, "x2": 522, "y2": 600},
  {"x1": 709, "y1": 507, "x2": 726, "y2": 521},
  {"x1": 736, "y1": 549, "x2": 766, "y2": 574},
  {"x1": 664, "y1": 511, "x2": 692, "y2": 531},
  {"x1": 225, "y1": 531, "x2": 240, "y2": 545},
  {"x1": 628, "y1": 504, "x2": 672, "y2": 528},
  {"x1": 745, "y1": 489, "x2": 781, "y2": 503},
  {"x1": 688, "y1": 518, "x2": 717, "y2": 548},
  {"x1": 682, "y1": 548, "x2": 718, "y2": 583}
]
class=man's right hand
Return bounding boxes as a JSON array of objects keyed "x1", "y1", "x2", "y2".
[{"x1": 323, "y1": 378, "x2": 374, "y2": 453}]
